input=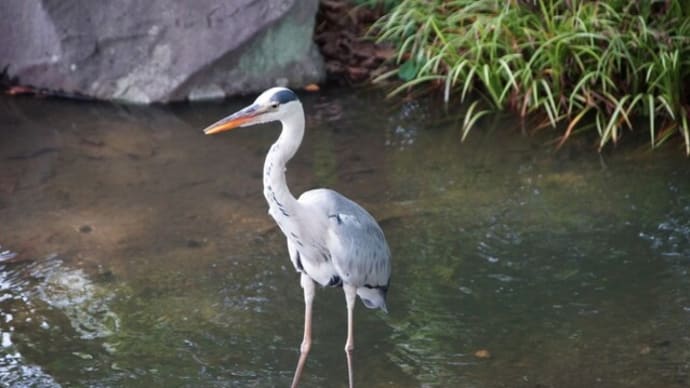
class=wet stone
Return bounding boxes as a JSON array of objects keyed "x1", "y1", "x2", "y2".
[
  {"x1": 72, "y1": 352, "x2": 93, "y2": 360},
  {"x1": 95, "y1": 270, "x2": 116, "y2": 283},
  {"x1": 80, "y1": 137, "x2": 105, "y2": 147},
  {"x1": 186, "y1": 239, "x2": 205, "y2": 248}
]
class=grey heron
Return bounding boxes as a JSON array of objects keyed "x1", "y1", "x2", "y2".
[{"x1": 203, "y1": 87, "x2": 391, "y2": 388}]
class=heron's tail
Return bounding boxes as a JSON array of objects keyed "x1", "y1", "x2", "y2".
[{"x1": 356, "y1": 286, "x2": 388, "y2": 313}]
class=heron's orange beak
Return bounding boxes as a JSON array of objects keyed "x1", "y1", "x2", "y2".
[{"x1": 203, "y1": 104, "x2": 259, "y2": 135}]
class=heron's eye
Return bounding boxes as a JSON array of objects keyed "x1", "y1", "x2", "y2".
[{"x1": 270, "y1": 102, "x2": 279, "y2": 109}]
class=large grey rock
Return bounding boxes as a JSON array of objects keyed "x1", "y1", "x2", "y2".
[{"x1": 0, "y1": 0, "x2": 324, "y2": 103}]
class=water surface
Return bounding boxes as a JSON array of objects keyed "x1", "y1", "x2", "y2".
[{"x1": 0, "y1": 89, "x2": 688, "y2": 387}]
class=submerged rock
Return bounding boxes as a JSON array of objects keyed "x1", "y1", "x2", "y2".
[{"x1": 0, "y1": 0, "x2": 324, "y2": 103}]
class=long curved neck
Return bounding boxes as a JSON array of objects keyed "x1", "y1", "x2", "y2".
[{"x1": 263, "y1": 104, "x2": 305, "y2": 219}]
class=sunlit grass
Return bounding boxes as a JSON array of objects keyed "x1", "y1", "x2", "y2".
[{"x1": 372, "y1": 0, "x2": 690, "y2": 154}]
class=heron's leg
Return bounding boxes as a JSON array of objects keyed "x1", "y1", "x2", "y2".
[
  {"x1": 291, "y1": 274, "x2": 315, "y2": 388},
  {"x1": 343, "y1": 284, "x2": 357, "y2": 388}
]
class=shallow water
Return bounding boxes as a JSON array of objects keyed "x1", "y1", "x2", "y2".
[{"x1": 0, "y1": 89, "x2": 689, "y2": 387}]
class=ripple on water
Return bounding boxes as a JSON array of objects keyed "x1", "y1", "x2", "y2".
[
  {"x1": 0, "y1": 247, "x2": 17, "y2": 262},
  {"x1": 0, "y1": 250, "x2": 59, "y2": 387},
  {"x1": 639, "y1": 202, "x2": 690, "y2": 318},
  {"x1": 30, "y1": 258, "x2": 120, "y2": 340},
  {"x1": 0, "y1": 252, "x2": 122, "y2": 386},
  {"x1": 641, "y1": 204, "x2": 690, "y2": 259}
]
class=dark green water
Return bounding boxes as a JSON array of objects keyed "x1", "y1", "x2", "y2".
[{"x1": 0, "y1": 89, "x2": 688, "y2": 387}]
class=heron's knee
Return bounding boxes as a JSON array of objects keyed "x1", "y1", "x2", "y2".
[
  {"x1": 344, "y1": 343, "x2": 354, "y2": 353},
  {"x1": 300, "y1": 339, "x2": 312, "y2": 354}
]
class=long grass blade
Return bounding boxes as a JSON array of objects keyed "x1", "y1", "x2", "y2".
[{"x1": 462, "y1": 100, "x2": 490, "y2": 141}]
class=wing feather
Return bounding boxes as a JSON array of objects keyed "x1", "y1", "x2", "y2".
[{"x1": 298, "y1": 189, "x2": 391, "y2": 289}]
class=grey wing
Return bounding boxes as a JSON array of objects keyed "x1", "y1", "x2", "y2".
[{"x1": 298, "y1": 189, "x2": 391, "y2": 289}]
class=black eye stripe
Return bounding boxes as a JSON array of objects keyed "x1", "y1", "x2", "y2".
[{"x1": 271, "y1": 89, "x2": 297, "y2": 105}]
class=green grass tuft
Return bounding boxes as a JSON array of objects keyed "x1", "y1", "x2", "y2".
[{"x1": 372, "y1": 0, "x2": 690, "y2": 154}]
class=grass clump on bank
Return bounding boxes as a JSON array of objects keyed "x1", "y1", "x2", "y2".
[{"x1": 372, "y1": 0, "x2": 690, "y2": 154}]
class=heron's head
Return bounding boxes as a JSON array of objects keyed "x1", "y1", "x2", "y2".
[{"x1": 203, "y1": 87, "x2": 301, "y2": 135}]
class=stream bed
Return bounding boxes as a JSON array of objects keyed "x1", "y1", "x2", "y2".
[{"x1": 0, "y1": 89, "x2": 689, "y2": 387}]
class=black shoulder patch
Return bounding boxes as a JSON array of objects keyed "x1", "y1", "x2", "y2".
[
  {"x1": 364, "y1": 283, "x2": 389, "y2": 295},
  {"x1": 272, "y1": 89, "x2": 298, "y2": 104},
  {"x1": 327, "y1": 275, "x2": 342, "y2": 287},
  {"x1": 295, "y1": 251, "x2": 304, "y2": 271},
  {"x1": 328, "y1": 214, "x2": 343, "y2": 225}
]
